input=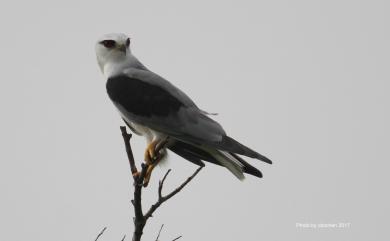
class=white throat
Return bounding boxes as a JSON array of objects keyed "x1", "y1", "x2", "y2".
[
  {"x1": 103, "y1": 58, "x2": 130, "y2": 78},
  {"x1": 100, "y1": 54, "x2": 147, "y2": 79}
]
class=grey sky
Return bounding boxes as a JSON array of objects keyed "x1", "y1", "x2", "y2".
[{"x1": 0, "y1": 0, "x2": 389, "y2": 240}]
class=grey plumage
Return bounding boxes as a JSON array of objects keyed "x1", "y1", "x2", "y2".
[{"x1": 96, "y1": 33, "x2": 272, "y2": 180}]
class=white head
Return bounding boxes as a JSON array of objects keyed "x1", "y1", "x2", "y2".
[{"x1": 95, "y1": 33, "x2": 132, "y2": 77}]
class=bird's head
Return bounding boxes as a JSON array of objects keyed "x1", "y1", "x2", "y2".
[{"x1": 95, "y1": 33, "x2": 131, "y2": 75}]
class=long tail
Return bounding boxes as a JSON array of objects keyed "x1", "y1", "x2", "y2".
[
  {"x1": 168, "y1": 140, "x2": 263, "y2": 179},
  {"x1": 214, "y1": 135, "x2": 273, "y2": 164}
]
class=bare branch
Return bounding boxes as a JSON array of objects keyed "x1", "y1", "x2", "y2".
[
  {"x1": 158, "y1": 169, "x2": 171, "y2": 199},
  {"x1": 144, "y1": 166, "x2": 203, "y2": 221},
  {"x1": 121, "y1": 235, "x2": 126, "y2": 241},
  {"x1": 163, "y1": 166, "x2": 203, "y2": 201},
  {"x1": 120, "y1": 126, "x2": 138, "y2": 176},
  {"x1": 155, "y1": 224, "x2": 164, "y2": 241},
  {"x1": 95, "y1": 227, "x2": 107, "y2": 241},
  {"x1": 172, "y1": 236, "x2": 182, "y2": 241},
  {"x1": 118, "y1": 126, "x2": 203, "y2": 241},
  {"x1": 131, "y1": 164, "x2": 148, "y2": 241}
]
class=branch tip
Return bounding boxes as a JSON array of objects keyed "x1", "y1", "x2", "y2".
[
  {"x1": 155, "y1": 224, "x2": 164, "y2": 241},
  {"x1": 94, "y1": 227, "x2": 107, "y2": 241}
]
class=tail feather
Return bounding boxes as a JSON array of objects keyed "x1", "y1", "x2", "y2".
[
  {"x1": 215, "y1": 151, "x2": 245, "y2": 180},
  {"x1": 168, "y1": 140, "x2": 264, "y2": 179},
  {"x1": 230, "y1": 153, "x2": 263, "y2": 178},
  {"x1": 172, "y1": 132, "x2": 272, "y2": 164},
  {"x1": 169, "y1": 146, "x2": 205, "y2": 167},
  {"x1": 218, "y1": 136, "x2": 273, "y2": 164},
  {"x1": 169, "y1": 141, "x2": 218, "y2": 166}
]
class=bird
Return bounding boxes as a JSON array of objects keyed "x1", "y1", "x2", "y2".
[{"x1": 95, "y1": 33, "x2": 272, "y2": 186}]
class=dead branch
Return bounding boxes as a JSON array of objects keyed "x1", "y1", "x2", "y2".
[
  {"x1": 120, "y1": 126, "x2": 137, "y2": 175},
  {"x1": 94, "y1": 227, "x2": 107, "y2": 241},
  {"x1": 155, "y1": 224, "x2": 164, "y2": 241},
  {"x1": 144, "y1": 167, "x2": 203, "y2": 221},
  {"x1": 119, "y1": 126, "x2": 203, "y2": 241}
]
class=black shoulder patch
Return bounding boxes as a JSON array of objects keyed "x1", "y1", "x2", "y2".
[{"x1": 106, "y1": 75, "x2": 184, "y2": 117}]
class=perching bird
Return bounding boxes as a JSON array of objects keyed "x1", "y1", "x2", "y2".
[{"x1": 95, "y1": 33, "x2": 272, "y2": 186}]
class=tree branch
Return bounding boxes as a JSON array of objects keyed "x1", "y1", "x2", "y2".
[
  {"x1": 155, "y1": 224, "x2": 164, "y2": 241},
  {"x1": 131, "y1": 164, "x2": 148, "y2": 241},
  {"x1": 119, "y1": 126, "x2": 203, "y2": 241},
  {"x1": 94, "y1": 227, "x2": 107, "y2": 241},
  {"x1": 144, "y1": 166, "x2": 203, "y2": 221},
  {"x1": 120, "y1": 126, "x2": 138, "y2": 175}
]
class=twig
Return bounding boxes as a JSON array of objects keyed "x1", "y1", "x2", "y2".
[
  {"x1": 121, "y1": 235, "x2": 126, "y2": 241},
  {"x1": 158, "y1": 170, "x2": 171, "y2": 199},
  {"x1": 95, "y1": 227, "x2": 107, "y2": 241},
  {"x1": 155, "y1": 224, "x2": 164, "y2": 241},
  {"x1": 172, "y1": 236, "x2": 182, "y2": 241},
  {"x1": 144, "y1": 166, "x2": 203, "y2": 221}
]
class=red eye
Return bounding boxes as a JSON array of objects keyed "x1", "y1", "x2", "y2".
[
  {"x1": 126, "y1": 38, "x2": 130, "y2": 47},
  {"x1": 101, "y1": 40, "x2": 116, "y2": 48}
]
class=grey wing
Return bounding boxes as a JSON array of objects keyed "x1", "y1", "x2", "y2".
[
  {"x1": 108, "y1": 68, "x2": 271, "y2": 163},
  {"x1": 110, "y1": 68, "x2": 226, "y2": 142}
]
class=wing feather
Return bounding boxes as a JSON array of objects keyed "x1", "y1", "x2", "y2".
[{"x1": 107, "y1": 68, "x2": 272, "y2": 164}]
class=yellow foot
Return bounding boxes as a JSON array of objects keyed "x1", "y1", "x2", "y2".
[
  {"x1": 144, "y1": 140, "x2": 159, "y2": 165},
  {"x1": 143, "y1": 164, "x2": 156, "y2": 187},
  {"x1": 142, "y1": 139, "x2": 168, "y2": 187}
]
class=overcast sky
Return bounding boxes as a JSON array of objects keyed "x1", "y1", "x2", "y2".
[{"x1": 0, "y1": 0, "x2": 389, "y2": 240}]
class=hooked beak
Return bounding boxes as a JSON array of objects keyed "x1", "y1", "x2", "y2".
[{"x1": 117, "y1": 44, "x2": 127, "y2": 54}]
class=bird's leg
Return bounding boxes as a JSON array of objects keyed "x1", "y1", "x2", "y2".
[
  {"x1": 143, "y1": 151, "x2": 166, "y2": 187},
  {"x1": 143, "y1": 164, "x2": 156, "y2": 187},
  {"x1": 144, "y1": 140, "x2": 159, "y2": 165},
  {"x1": 143, "y1": 140, "x2": 159, "y2": 187},
  {"x1": 143, "y1": 139, "x2": 168, "y2": 187}
]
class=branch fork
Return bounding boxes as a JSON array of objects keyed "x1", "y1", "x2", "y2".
[{"x1": 119, "y1": 126, "x2": 203, "y2": 241}]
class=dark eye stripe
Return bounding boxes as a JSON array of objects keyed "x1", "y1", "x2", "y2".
[
  {"x1": 126, "y1": 38, "x2": 130, "y2": 47},
  {"x1": 100, "y1": 40, "x2": 116, "y2": 48}
]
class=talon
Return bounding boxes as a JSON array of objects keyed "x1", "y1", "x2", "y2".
[
  {"x1": 143, "y1": 164, "x2": 156, "y2": 187},
  {"x1": 144, "y1": 140, "x2": 158, "y2": 165},
  {"x1": 144, "y1": 149, "x2": 152, "y2": 165}
]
